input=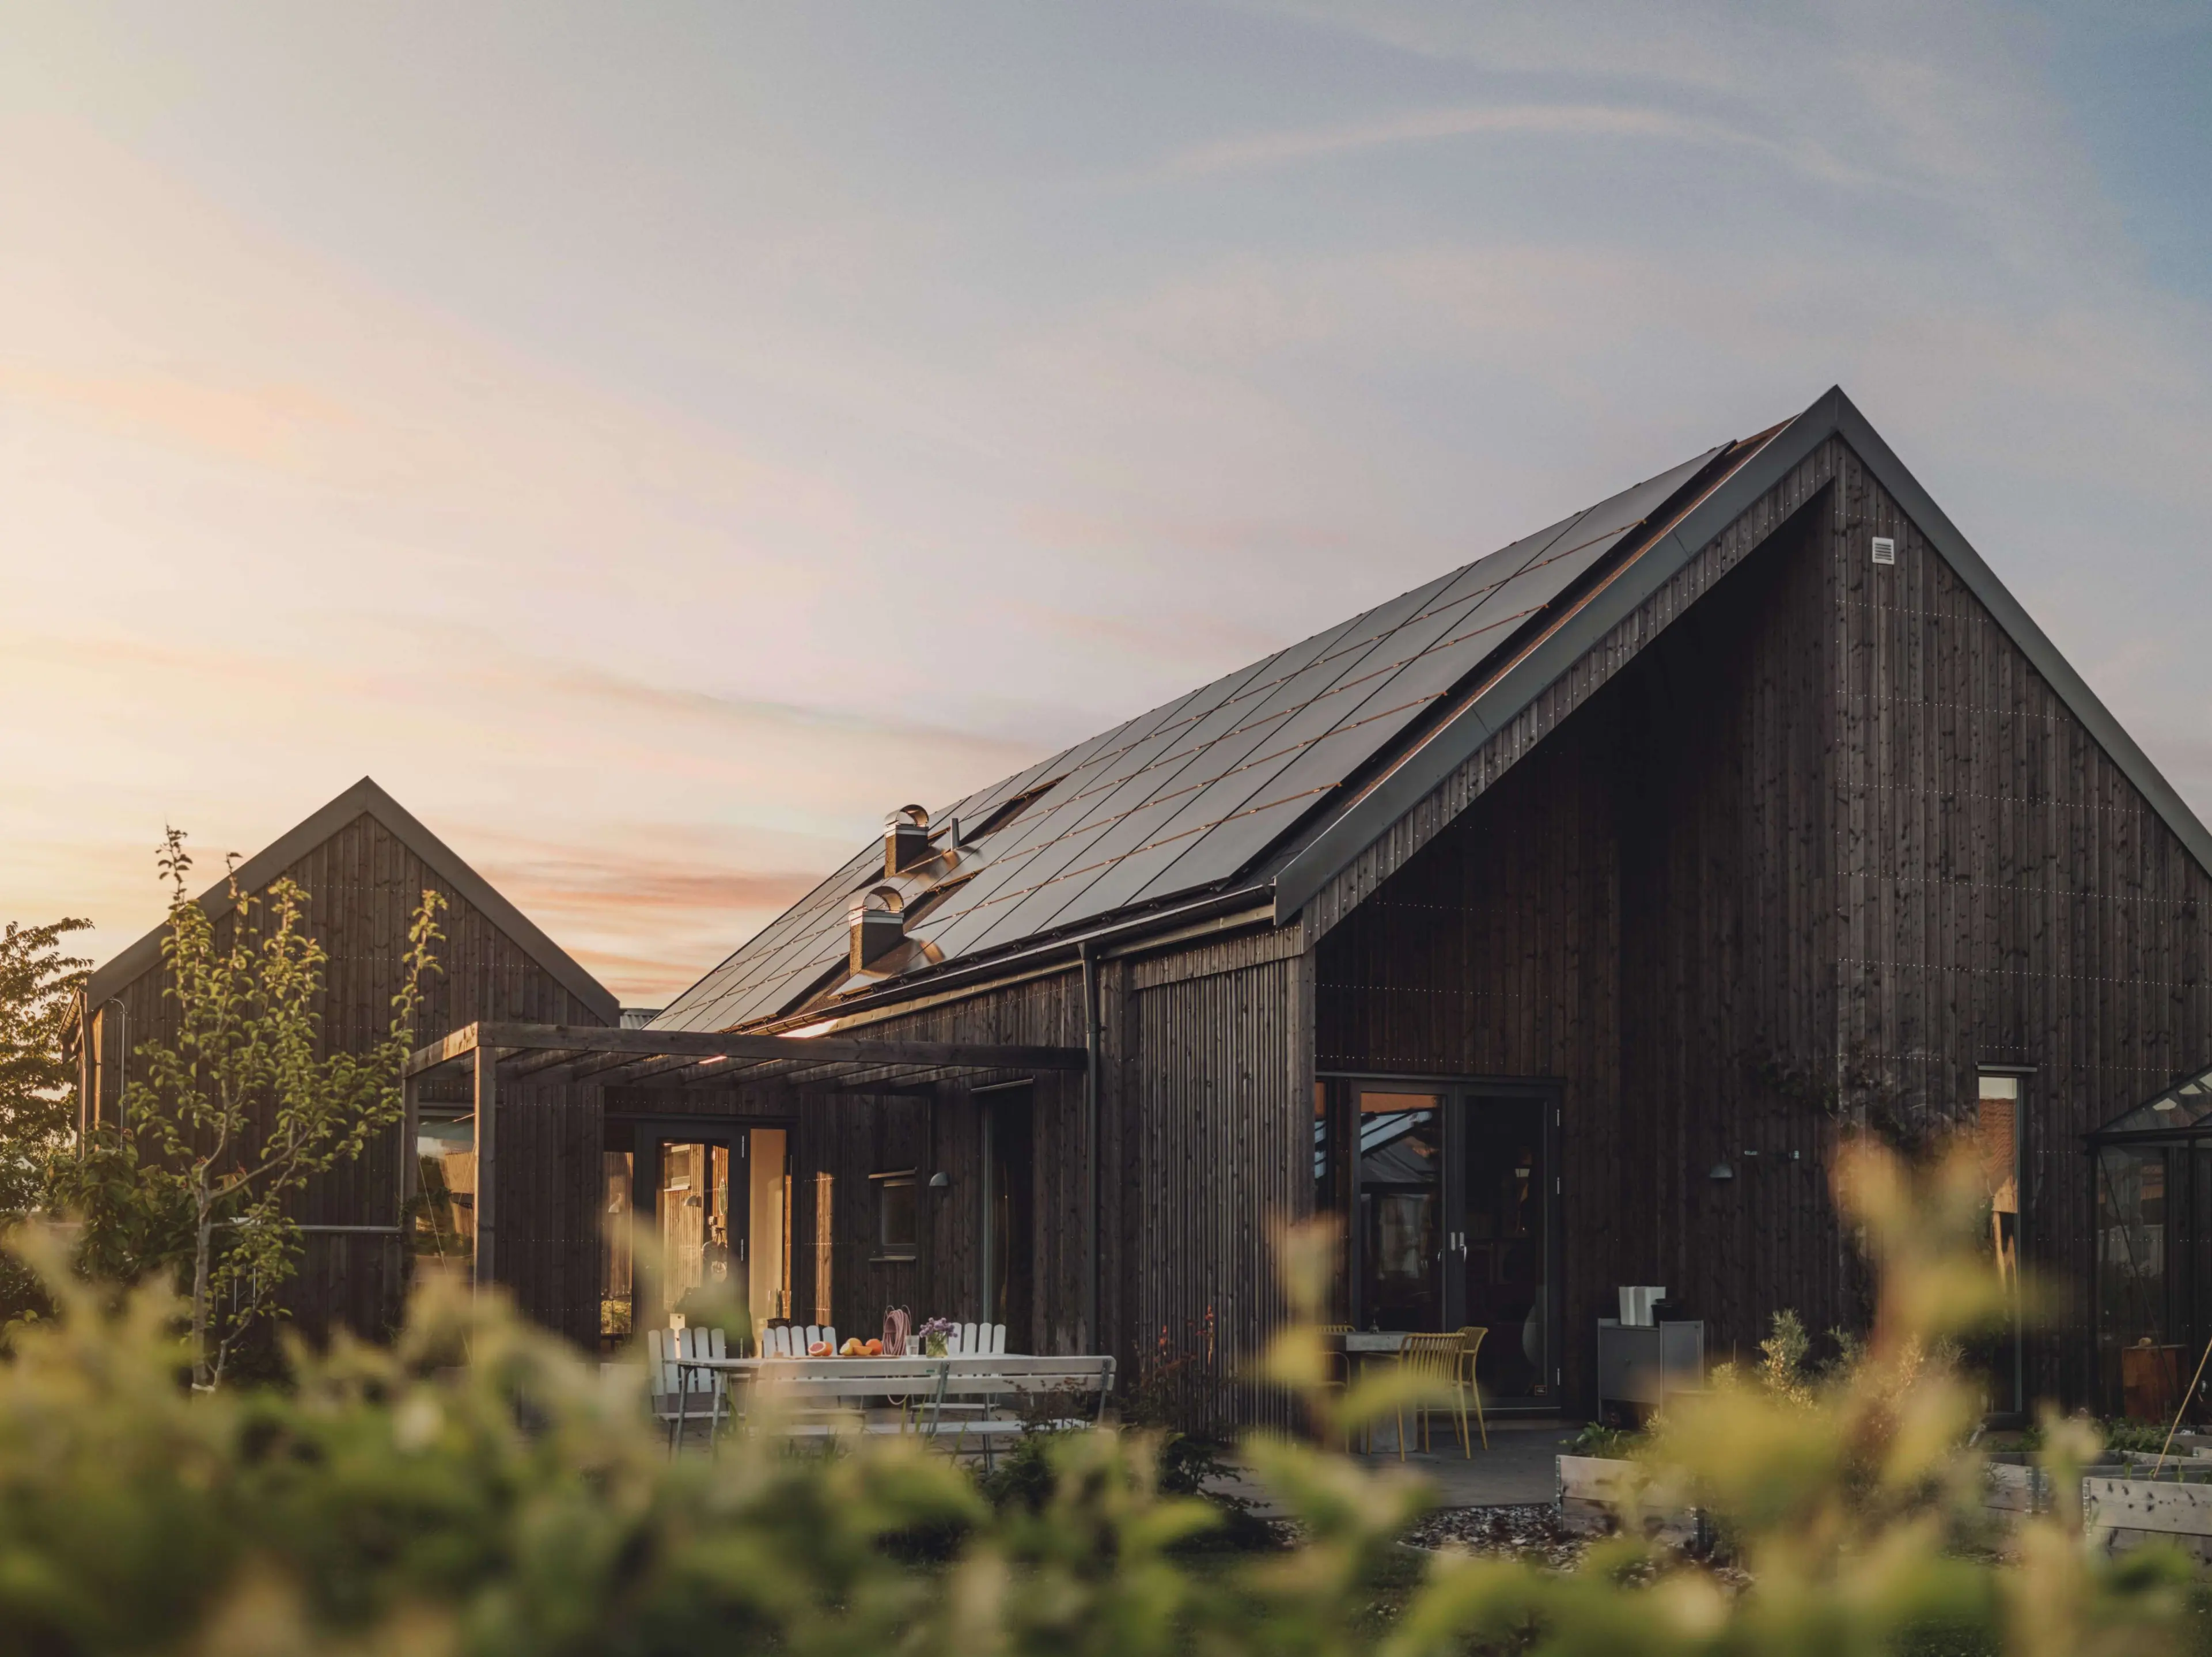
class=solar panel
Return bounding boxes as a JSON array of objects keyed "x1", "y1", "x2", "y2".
[{"x1": 654, "y1": 440, "x2": 1728, "y2": 1030}]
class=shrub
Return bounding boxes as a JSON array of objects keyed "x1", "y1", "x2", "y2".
[{"x1": 0, "y1": 1140, "x2": 2199, "y2": 1656}]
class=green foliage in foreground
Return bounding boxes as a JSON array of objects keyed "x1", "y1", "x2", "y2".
[{"x1": 0, "y1": 1146, "x2": 2203, "y2": 1656}]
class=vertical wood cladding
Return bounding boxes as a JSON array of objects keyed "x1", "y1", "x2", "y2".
[
  {"x1": 1317, "y1": 490, "x2": 1837, "y2": 1399},
  {"x1": 592, "y1": 935, "x2": 1311, "y2": 1432},
  {"x1": 1314, "y1": 436, "x2": 2212, "y2": 1409},
  {"x1": 1829, "y1": 449, "x2": 2212, "y2": 1402},
  {"x1": 88, "y1": 810, "x2": 608, "y2": 1343},
  {"x1": 1122, "y1": 926, "x2": 1310, "y2": 1432}
]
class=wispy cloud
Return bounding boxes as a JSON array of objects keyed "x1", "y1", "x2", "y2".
[{"x1": 1162, "y1": 101, "x2": 1891, "y2": 194}]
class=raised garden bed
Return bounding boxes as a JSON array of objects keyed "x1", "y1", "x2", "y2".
[
  {"x1": 2085, "y1": 1461, "x2": 2212, "y2": 1565},
  {"x1": 1555, "y1": 1454, "x2": 1703, "y2": 1549}
]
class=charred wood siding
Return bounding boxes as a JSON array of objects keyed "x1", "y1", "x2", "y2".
[
  {"x1": 1120, "y1": 926, "x2": 1309, "y2": 1432},
  {"x1": 1313, "y1": 435, "x2": 2212, "y2": 1409},
  {"x1": 488, "y1": 1085, "x2": 603, "y2": 1347},
  {"x1": 590, "y1": 935, "x2": 1311, "y2": 1434},
  {"x1": 1316, "y1": 481, "x2": 1840, "y2": 1401},
  {"x1": 1830, "y1": 449, "x2": 2212, "y2": 1404},
  {"x1": 1611, "y1": 496, "x2": 1844, "y2": 1379},
  {"x1": 86, "y1": 810, "x2": 607, "y2": 1342}
]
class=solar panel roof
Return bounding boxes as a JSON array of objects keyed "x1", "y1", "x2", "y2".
[{"x1": 653, "y1": 439, "x2": 1730, "y2": 1033}]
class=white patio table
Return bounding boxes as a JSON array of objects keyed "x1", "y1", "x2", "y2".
[{"x1": 666, "y1": 1351, "x2": 1116, "y2": 1454}]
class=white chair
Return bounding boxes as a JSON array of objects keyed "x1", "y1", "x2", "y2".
[
  {"x1": 926, "y1": 1321, "x2": 1012, "y2": 1463},
  {"x1": 649, "y1": 1326, "x2": 728, "y2": 1450}
]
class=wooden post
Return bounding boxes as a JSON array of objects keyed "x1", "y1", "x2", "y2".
[
  {"x1": 400, "y1": 1073, "x2": 420, "y2": 1218},
  {"x1": 474, "y1": 1045, "x2": 497, "y2": 1292},
  {"x1": 76, "y1": 991, "x2": 93, "y2": 1139}
]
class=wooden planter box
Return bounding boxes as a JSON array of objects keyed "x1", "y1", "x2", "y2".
[
  {"x1": 2085, "y1": 1464, "x2": 2212, "y2": 1565},
  {"x1": 1555, "y1": 1454, "x2": 1702, "y2": 1548}
]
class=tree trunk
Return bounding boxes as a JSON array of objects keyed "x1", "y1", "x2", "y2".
[{"x1": 190, "y1": 1180, "x2": 214, "y2": 1390}]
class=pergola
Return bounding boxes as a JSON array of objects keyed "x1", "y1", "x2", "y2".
[{"x1": 403, "y1": 1020, "x2": 1089, "y2": 1285}]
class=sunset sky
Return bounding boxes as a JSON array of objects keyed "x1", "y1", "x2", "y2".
[{"x1": 5, "y1": 2, "x2": 2210, "y2": 1006}]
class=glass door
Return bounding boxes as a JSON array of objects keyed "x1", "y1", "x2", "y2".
[
  {"x1": 1452, "y1": 1095, "x2": 1552, "y2": 1401},
  {"x1": 1339, "y1": 1081, "x2": 1558, "y2": 1403},
  {"x1": 617, "y1": 1124, "x2": 791, "y2": 1337},
  {"x1": 1354, "y1": 1090, "x2": 1445, "y2": 1332}
]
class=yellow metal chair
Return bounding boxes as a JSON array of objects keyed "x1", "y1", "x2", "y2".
[
  {"x1": 1393, "y1": 1332, "x2": 1474, "y2": 1459},
  {"x1": 1453, "y1": 1325, "x2": 1490, "y2": 1450}
]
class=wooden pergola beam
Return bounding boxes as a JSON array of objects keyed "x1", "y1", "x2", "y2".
[{"x1": 406, "y1": 1020, "x2": 1087, "y2": 1080}]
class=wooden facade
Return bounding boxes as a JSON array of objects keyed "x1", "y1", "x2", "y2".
[
  {"x1": 79, "y1": 780, "x2": 616, "y2": 1343},
  {"x1": 404, "y1": 391, "x2": 2212, "y2": 1423}
]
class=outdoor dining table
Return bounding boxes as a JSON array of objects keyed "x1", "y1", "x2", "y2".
[
  {"x1": 1330, "y1": 1332, "x2": 1410, "y2": 1453},
  {"x1": 665, "y1": 1351, "x2": 1116, "y2": 1452}
]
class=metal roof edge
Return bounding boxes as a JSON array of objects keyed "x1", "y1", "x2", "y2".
[
  {"x1": 83, "y1": 778, "x2": 620, "y2": 1025},
  {"x1": 742, "y1": 884, "x2": 1275, "y2": 1034},
  {"x1": 1270, "y1": 389, "x2": 1841, "y2": 923},
  {"x1": 1273, "y1": 384, "x2": 2212, "y2": 924}
]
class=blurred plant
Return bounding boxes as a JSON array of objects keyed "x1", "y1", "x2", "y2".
[
  {"x1": 48, "y1": 831, "x2": 443, "y2": 1388},
  {"x1": 0, "y1": 1136, "x2": 2200, "y2": 1656},
  {"x1": 1571, "y1": 1421, "x2": 1642, "y2": 1458},
  {"x1": 0, "y1": 915, "x2": 88, "y2": 1333}
]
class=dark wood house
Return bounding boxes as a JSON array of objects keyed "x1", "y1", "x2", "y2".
[
  {"x1": 79, "y1": 777, "x2": 618, "y2": 1339},
  {"x1": 411, "y1": 388, "x2": 2212, "y2": 1422}
]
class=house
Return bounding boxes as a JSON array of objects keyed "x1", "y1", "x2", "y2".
[
  {"x1": 409, "y1": 388, "x2": 2212, "y2": 1421},
  {"x1": 79, "y1": 777, "x2": 617, "y2": 1341}
]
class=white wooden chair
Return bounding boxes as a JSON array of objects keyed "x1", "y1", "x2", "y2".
[
  {"x1": 758, "y1": 1322, "x2": 839, "y2": 1358},
  {"x1": 649, "y1": 1326, "x2": 729, "y2": 1449},
  {"x1": 944, "y1": 1323, "x2": 1006, "y2": 1356},
  {"x1": 930, "y1": 1322, "x2": 1010, "y2": 1461}
]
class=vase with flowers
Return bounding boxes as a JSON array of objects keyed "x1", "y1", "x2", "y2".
[{"x1": 918, "y1": 1317, "x2": 957, "y2": 1358}]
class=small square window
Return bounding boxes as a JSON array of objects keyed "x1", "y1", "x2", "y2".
[{"x1": 873, "y1": 1170, "x2": 918, "y2": 1257}]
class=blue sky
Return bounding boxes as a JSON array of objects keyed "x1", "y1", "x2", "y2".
[{"x1": 4, "y1": 2, "x2": 2210, "y2": 999}]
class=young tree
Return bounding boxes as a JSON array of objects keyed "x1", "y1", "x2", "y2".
[
  {"x1": 55, "y1": 830, "x2": 443, "y2": 1387},
  {"x1": 0, "y1": 916, "x2": 90, "y2": 1323}
]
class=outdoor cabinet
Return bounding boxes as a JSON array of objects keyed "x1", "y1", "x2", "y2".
[{"x1": 1596, "y1": 1319, "x2": 1705, "y2": 1416}]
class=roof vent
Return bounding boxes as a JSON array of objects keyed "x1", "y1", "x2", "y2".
[
  {"x1": 1871, "y1": 536, "x2": 1896, "y2": 566},
  {"x1": 885, "y1": 805, "x2": 931, "y2": 877},
  {"x1": 849, "y1": 884, "x2": 906, "y2": 972}
]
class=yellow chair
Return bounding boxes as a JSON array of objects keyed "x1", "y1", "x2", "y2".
[
  {"x1": 1394, "y1": 1332, "x2": 1474, "y2": 1459},
  {"x1": 1453, "y1": 1325, "x2": 1490, "y2": 1450}
]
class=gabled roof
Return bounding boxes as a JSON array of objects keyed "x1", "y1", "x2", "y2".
[
  {"x1": 85, "y1": 777, "x2": 619, "y2": 1024},
  {"x1": 656, "y1": 437, "x2": 1751, "y2": 1032},
  {"x1": 2090, "y1": 1063, "x2": 2212, "y2": 1140},
  {"x1": 1269, "y1": 385, "x2": 2212, "y2": 917},
  {"x1": 658, "y1": 386, "x2": 2212, "y2": 1036}
]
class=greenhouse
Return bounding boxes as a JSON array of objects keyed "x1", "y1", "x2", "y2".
[{"x1": 2092, "y1": 1064, "x2": 2212, "y2": 1421}]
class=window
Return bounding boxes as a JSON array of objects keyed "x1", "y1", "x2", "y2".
[
  {"x1": 813, "y1": 1172, "x2": 835, "y2": 1325},
  {"x1": 873, "y1": 1170, "x2": 918, "y2": 1258},
  {"x1": 1974, "y1": 1073, "x2": 2024, "y2": 1412},
  {"x1": 600, "y1": 1149, "x2": 633, "y2": 1346},
  {"x1": 412, "y1": 1114, "x2": 476, "y2": 1271}
]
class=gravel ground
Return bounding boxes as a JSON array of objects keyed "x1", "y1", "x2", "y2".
[
  {"x1": 1402, "y1": 1504, "x2": 1590, "y2": 1568},
  {"x1": 1402, "y1": 1505, "x2": 1753, "y2": 1594}
]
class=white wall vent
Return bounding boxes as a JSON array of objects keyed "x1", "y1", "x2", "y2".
[{"x1": 1871, "y1": 536, "x2": 1896, "y2": 566}]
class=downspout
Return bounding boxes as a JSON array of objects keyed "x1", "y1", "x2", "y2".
[{"x1": 1080, "y1": 940, "x2": 1101, "y2": 1355}]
